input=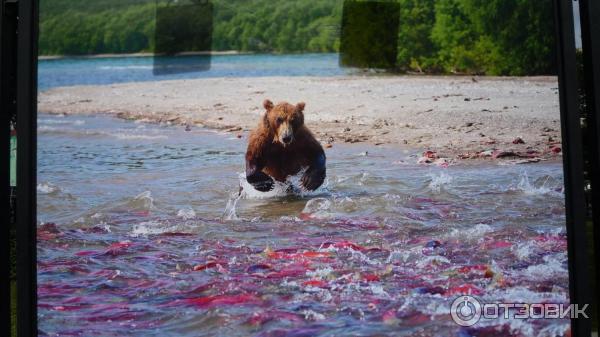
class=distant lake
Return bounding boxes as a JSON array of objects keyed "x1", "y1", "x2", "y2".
[{"x1": 38, "y1": 53, "x2": 354, "y2": 91}]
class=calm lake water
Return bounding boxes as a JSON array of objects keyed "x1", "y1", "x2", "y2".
[
  {"x1": 38, "y1": 53, "x2": 352, "y2": 91},
  {"x1": 37, "y1": 110, "x2": 569, "y2": 336}
]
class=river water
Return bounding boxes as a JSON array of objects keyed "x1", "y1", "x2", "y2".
[{"x1": 37, "y1": 110, "x2": 569, "y2": 336}]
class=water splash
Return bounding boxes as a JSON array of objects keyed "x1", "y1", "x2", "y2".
[
  {"x1": 514, "y1": 171, "x2": 562, "y2": 196},
  {"x1": 176, "y1": 207, "x2": 196, "y2": 220},
  {"x1": 427, "y1": 172, "x2": 453, "y2": 193},
  {"x1": 37, "y1": 182, "x2": 59, "y2": 194},
  {"x1": 237, "y1": 172, "x2": 292, "y2": 199},
  {"x1": 223, "y1": 193, "x2": 242, "y2": 220},
  {"x1": 301, "y1": 198, "x2": 332, "y2": 219},
  {"x1": 130, "y1": 191, "x2": 155, "y2": 211}
]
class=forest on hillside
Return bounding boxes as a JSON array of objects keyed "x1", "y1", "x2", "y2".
[{"x1": 39, "y1": 0, "x2": 556, "y2": 75}]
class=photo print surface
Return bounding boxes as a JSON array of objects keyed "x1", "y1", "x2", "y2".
[{"x1": 36, "y1": 0, "x2": 570, "y2": 336}]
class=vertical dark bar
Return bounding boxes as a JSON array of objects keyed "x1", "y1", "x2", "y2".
[
  {"x1": 0, "y1": 1, "x2": 10, "y2": 336},
  {"x1": 578, "y1": 0, "x2": 600, "y2": 327},
  {"x1": 16, "y1": 0, "x2": 37, "y2": 336},
  {"x1": 554, "y1": 0, "x2": 592, "y2": 336},
  {"x1": 2, "y1": 1, "x2": 19, "y2": 336}
]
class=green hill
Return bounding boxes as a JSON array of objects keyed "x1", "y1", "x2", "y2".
[{"x1": 38, "y1": 0, "x2": 556, "y2": 75}]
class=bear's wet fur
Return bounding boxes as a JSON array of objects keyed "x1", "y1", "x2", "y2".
[{"x1": 245, "y1": 99, "x2": 326, "y2": 192}]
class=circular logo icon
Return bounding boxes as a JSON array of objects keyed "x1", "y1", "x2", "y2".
[{"x1": 450, "y1": 295, "x2": 482, "y2": 326}]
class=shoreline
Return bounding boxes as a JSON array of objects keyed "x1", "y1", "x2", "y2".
[{"x1": 38, "y1": 75, "x2": 563, "y2": 165}]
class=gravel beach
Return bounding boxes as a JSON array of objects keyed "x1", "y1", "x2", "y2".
[{"x1": 38, "y1": 75, "x2": 562, "y2": 163}]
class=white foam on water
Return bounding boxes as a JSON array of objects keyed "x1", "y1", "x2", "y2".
[
  {"x1": 514, "y1": 171, "x2": 562, "y2": 196},
  {"x1": 237, "y1": 172, "x2": 292, "y2": 199},
  {"x1": 368, "y1": 284, "x2": 389, "y2": 297},
  {"x1": 425, "y1": 301, "x2": 452, "y2": 318},
  {"x1": 484, "y1": 286, "x2": 568, "y2": 304},
  {"x1": 301, "y1": 309, "x2": 326, "y2": 321},
  {"x1": 518, "y1": 252, "x2": 568, "y2": 280},
  {"x1": 37, "y1": 125, "x2": 61, "y2": 132},
  {"x1": 333, "y1": 175, "x2": 351, "y2": 184},
  {"x1": 90, "y1": 212, "x2": 103, "y2": 219},
  {"x1": 306, "y1": 267, "x2": 334, "y2": 279},
  {"x1": 130, "y1": 221, "x2": 165, "y2": 237},
  {"x1": 474, "y1": 287, "x2": 570, "y2": 337},
  {"x1": 131, "y1": 191, "x2": 155, "y2": 210},
  {"x1": 223, "y1": 193, "x2": 242, "y2": 220},
  {"x1": 427, "y1": 172, "x2": 453, "y2": 193},
  {"x1": 476, "y1": 313, "x2": 565, "y2": 337},
  {"x1": 358, "y1": 172, "x2": 370, "y2": 186},
  {"x1": 513, "y1": 242, "x2": 534, "y2": 261},
  {"x1": 538, "y1": 323, "x2": 570, "y2": 337},
  {"x1": 37, "y1": 182, "x2": 59, "y2": 194},
  {"x1": 39, "y1": 118, "x2": 85, "y2": 125},
  {"x1": 301, "y1": 198, "x2": 332, "y2": 219},
  {"x1": 280, "y1": 279, "x2": 299, "y2": 288},
  {"x1": 349, "y1": 249, "x2": 381, "y2": 266},
  {"x1": 176, "y1": 207, "x2": 196, "y2": 220},
  {"x1": 504, "y1": 319, "x2": 535, "y2": 337},
  {"x1": 386, "y1": 246, "x2": 422, "y2": 264},
  {"x1": 130, "y1": 220, "x2": 199, "y2": 237},
  {"x1": 447, "y1": 223, "x2": 494, "y2": 239},
  {"x1": 415, "y1": 255, "x2": 451, "y2": 268},
  {"x1": 112, "y1": 133, "x2": 168, "y2": 140}
]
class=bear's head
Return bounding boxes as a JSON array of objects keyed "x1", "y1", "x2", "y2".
[{"x1": 262, "y1": 99, "x2": 305, "y2": 146}]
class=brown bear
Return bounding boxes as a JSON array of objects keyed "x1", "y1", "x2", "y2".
[{"x1": 245, "y1": 99, "x2": 326, "y2": 192}]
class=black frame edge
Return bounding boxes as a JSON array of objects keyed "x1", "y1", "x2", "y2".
[
  {"x1": 1, "y1": 1, "x2": 11, "y2": 337},
  {"x1": 578, "y1": 0, "x2": 600, "y2": 328},
  {"x1": 554, "y1": 0, "x2": 593, "y2": 336},
  {"x1": 16, "y1": 0, "x2": 38, "y2": 336},
  {"x1": 6, "y1": 0, "x2": 594, "y2": 336}
]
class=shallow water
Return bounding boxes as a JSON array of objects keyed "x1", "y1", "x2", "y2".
[{"x1": 38, "y1": 114, "x2": 569, "y2": 337}]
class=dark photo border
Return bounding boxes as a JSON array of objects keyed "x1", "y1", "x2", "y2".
[
  {"x1": 553, "y1": 0, "x2": 594, "y2": 335},
  {"x1": 578, "y1": 0, "x2": 600, "y2": 325},
  {"x1": 15, "y1": 0, "x2": 39, "y2": 336},
  {"x1": 2, "y1": 0, "x2": 597, "y2": 336},
  {"x1": 0, "y1": 1, "x2": 17, "y2": 336}
]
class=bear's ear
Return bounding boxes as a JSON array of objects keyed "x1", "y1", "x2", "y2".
[
  {"x1": 296, "y1": 102, "x2": 306, "y2": 113},
  {"x1": 263, "y1": 99, "x2": 274, "y2": 112}
]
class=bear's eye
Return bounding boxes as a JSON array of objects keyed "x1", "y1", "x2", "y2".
[{"x1": 276, "y1": 117, "x2": 284, "y2": 124}]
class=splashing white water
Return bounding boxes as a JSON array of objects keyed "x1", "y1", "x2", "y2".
[
  {"x1": 37, "y1": 182, "x2": 59, "y2": 194},
  {"x1": 514, "y1": 171, "x2": 562, "y2": 196},
  {"x1": 130, "y1": 219, "x2": 201, "y2": 237},
  {"x1": 447, "y1": 223, "x2": 494, "y2": 239},
  {"x1": 302, "y1": 198, "x2": 332, "y2": 219},
  {"x1": 130, "y1": 191, "x2": 155, "y2": 210},
  {"x1": 177, "y1": 207, "x2": 196, "y2": 220},
  {"x1": 130, "y1": 220, "x2": 168, "y2": 237},
  {"x1": 112, "y1": 133, "x2": 168, "y2": 140},
  {"x1": 427, "y1": 172, "x2": 453, "y2": 193},
  {"x1": 237, "y1": 172, "x2": 292, "y2": 199},
  {"x1": 223, "y1": 193, "x2": 242, "y2": 220}
]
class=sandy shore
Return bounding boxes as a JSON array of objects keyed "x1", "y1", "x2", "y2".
[{"x1": 38, "y1": 75, "x2": 563, "y2": 163}]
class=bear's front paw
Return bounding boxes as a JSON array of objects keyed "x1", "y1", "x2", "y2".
[
  {"x1": 301, "y1": 168, "x2": 325, "y2": 191},
  {"x1": 247, "y1": 172, "x2": 275, "y2": 192}
]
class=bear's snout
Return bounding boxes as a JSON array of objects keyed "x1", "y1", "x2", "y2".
[{"x1": 277, "y1": 122, "x2": 294, "y2": 146}]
